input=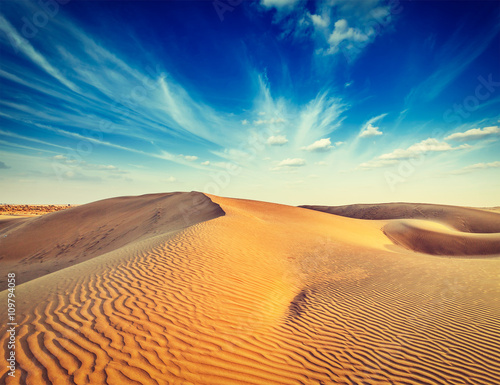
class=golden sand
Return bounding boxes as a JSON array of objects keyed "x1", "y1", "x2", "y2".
[{"x1": 0, "y1": 193, "x2": 499, "y2": 384}]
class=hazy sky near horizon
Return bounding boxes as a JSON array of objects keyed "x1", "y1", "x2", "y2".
[{"x1": 0, "y1": 0, "x2": 499, "y2": 205}]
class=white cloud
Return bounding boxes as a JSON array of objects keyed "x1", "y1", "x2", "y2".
[
  {"x1": 359, "y1": 114, "x2": 386, "y2": 138},
  {"x1": 272, "y1": 158, "x2": 306, "y2": 170},
  {"x1": 201, "y1": 160, "x2": 210, "y2": 166},
  {"x1": 165, "y1": 176, "x2": 177, "y2": 182},
  {"x1": 267, "y1": 135, "x2": 289, "y2": 145},
  {"x1": 359, "y1": 138, "x2": 470, "y2": 169},
  {"x1": 335, "y1": 141, "x2": 344, "y2": 146},
  {"x1": 453, "y1": 161, "x2": 500, "y2": 174},
  {"x1": 311, "y1": 14, "x2": 329, "y2": 28},
  {"x1": 445, "y1": 126, "x2": 500, "y2": 141},
  {"x1": 359, "y1": 123, "x2": 382, "y2": 138},
  {"x1": 301, "y1": 138, "x2": 333, "y2": 152},
  {"x1": 315, "y1": 161, "x2": 327, "y2": 166},
  {"x1": 241, "y1": 119, "x2": 249, "y2": 125},
  {"x1": 327, "y1": 19, "x2": 372, "y2": 54}
]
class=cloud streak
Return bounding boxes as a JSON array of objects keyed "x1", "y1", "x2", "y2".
[
  {"x1": 445, "y1": 126, "x2": 500, "y2": 141},
  {"x1": 0, "y1": 15, "x2": 78, "y2": 92},
  {"x1": 272, "y1": 158, "x2": 306, "y2": 170},
  {"x1": 453, "y1": 161, "x2": 500, "y2": 174},
  {"x1": 359, "y1": 138, "x2": 470, "y2": 169}
]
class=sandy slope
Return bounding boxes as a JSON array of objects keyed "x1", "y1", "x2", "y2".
[
  {"x1": 0, "y1": 194, "x2": 499, "y2": 384},
  {"x1": 302, "y1": 202, "x2": 500, "y2": 256},
  {"x1": 0, "y1": 192, "x2": 223, "y2": 286},
  {"x1": 383, "y1": 219, "x2": 500, "y2": 256}
]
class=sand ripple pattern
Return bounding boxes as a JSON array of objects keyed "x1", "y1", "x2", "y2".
[{"x1": 1, "y1": 197, "x2": 499, "y2": 384}]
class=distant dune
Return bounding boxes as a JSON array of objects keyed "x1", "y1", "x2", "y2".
[
  {"x1": 1, "y1": 194, "x2": 499, "y2": 384},
  {"x1": 301, "y1": 202, "x2": 500, "y2": 256}
]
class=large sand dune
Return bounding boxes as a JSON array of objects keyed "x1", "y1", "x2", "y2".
[
  {"x1": 1, "y1": 194, "x2": 499, "y2": 384},
  {"x1": 301, "y1": 202, "x2": 500, "y2": 256},
  {"x1": 0, "y1": 192, "x2": 224, "y2": 286}
]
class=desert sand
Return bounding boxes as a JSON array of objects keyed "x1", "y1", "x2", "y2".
[{"x1": 1, "y1": 193, "x2": 499, "y2": 384}]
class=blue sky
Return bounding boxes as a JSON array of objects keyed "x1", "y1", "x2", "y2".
[{"x1": 0, "y1": 0, "x2": 499, "y2": 205}]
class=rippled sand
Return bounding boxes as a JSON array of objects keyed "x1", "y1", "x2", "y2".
[{"x1": 1, "y1": 193, "x2": 499, "y2": 384}]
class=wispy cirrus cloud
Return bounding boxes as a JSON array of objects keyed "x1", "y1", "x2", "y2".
[
  {"x1": 0, "y1": 1, "x2": 353, "y2": 186},
  {"x1": 295, "y1": 92, "x2": 345, "y2": 146},
  {"x1": 0, "y1": 3, "x2": 251, "y2": 173},
  {"x1": 0, "y1": 129, "x2": 72, "y2": 151},
  {"x1": 0, "y1": 15, "x2": 78, "y2": 92}
]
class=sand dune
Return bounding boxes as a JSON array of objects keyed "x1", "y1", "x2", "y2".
[
  {"x1": 383, "y1": 219, "x2": 500, "y2": 256},
  {"x1": 300, "y1": 202, "x2": 500, "y2": 232},
  {"x1": 0, "y1": 191, "x2": 224, "y2": 286},
  {"x1": 1, "y1": 194, "x2": 499, "y2": 384},
  {"x1": 301, "y1": 202, "x2": 500, "y2": 256}
]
